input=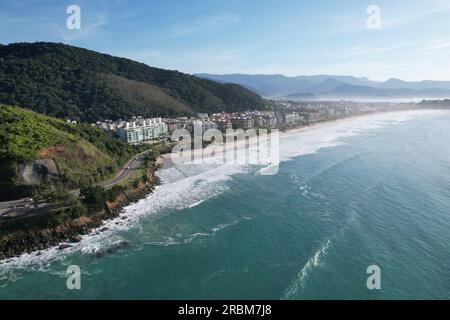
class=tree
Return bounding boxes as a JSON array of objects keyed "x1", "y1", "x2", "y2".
[
  {"x1": 132, "y1": 179, "x2": 140, "y2": 189},
  {"x1": 79, "y1": 184, "x2": 106, "y2": 212},
  {"x1": 0, "y1": 42, "x2": 267, "y2": 123}
]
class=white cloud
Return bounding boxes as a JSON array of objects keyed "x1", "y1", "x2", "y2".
[
  {"x1": 116, "y1": 46, "x2": 249, "y2": 74},
  {"x1": 382, "y1": 0, "x2": 450, "y2": 29},
  {"x1": 336, "y1": 42, "x2": 420, "y2": 58},
  {"x1": 427, "y1": 38, "x2": 450, "y2": 50},
  {"x1": 58, "y1": 14, "x2": 109, "y2": 42},
  {"x1": 165, "y1": 13, "x2": 240, "y2": 38}
]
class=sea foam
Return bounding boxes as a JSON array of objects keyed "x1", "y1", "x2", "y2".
[{"x1": 0, "y1": 109, "x2": 446, "y2": 277}]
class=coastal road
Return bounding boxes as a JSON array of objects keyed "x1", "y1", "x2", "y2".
[
  {"x1": 0, "y1": 149, "x2": 154, "y2": 214},
  {"x1": 0, "y1": 198, "x2": 34, "y2": 209},
  {"x1": 101, "y1": 151, "x2": 149, "y2": 189}
]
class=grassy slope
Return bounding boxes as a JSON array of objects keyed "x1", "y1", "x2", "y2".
[{"x1": 0, "y1": 105, "x2": 123, "y2": 199}]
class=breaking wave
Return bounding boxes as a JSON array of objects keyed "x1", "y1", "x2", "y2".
[
  {"x1": 144, "y1": 216, "x2": 252, "y2": 247},
  {"x1": 0, "y1": 110, "x2": 444, "y2": 279},
  {"x1": 282, "y1": 239, "x2": 332, "y2": 299}
]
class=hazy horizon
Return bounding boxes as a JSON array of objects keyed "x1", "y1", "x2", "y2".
[
  {"x1": 194, "y1": 72, "x2": 450, "y2": 83},
  {"x1": 1, "y1": 0, "x2": 450, "y2": 81},
  {"x1": 4, "y1": 40, "x2": 450, "y2": 83}
]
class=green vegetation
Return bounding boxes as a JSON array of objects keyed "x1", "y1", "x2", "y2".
[
  {"x1": 0, "y1": 105, "x2": 146, "y2": 200},
  {"x1": 0, "y1": 188, "x2": 87, "y2": 234},
  {"x1": 0, "y1": 125, "x2": 163, "y2": 250},
  {"x1": 105, "y1": 185, "x2": 127, "y2": 202},
  {"x1": 80, "y1": 185, "x2": 107, "y2": 212},
  {"x1": 0, "y1": 42, "x2": 269, "y2": 122}
]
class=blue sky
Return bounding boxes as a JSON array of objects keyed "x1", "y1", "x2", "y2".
[{"x1": 1, "y1": 0, "x2": 450, "y2": 81}]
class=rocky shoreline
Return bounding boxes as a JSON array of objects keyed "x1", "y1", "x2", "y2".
[{"x1": 0, "y1": 166, "x2": 161, "y2": 260}]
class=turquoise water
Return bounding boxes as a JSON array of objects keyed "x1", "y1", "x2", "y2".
[{"x1": 1, "y1": 110, "x2": 450, "y2": 299}]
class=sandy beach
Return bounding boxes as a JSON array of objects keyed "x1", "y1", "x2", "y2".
[{"x1": 156, "y1": 112, "x2": 383, "y2": 168}]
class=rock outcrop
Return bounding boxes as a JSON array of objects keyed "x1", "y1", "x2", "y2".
[{"x1": 17, "y1": 159, "x2": 59, "y2": 185}]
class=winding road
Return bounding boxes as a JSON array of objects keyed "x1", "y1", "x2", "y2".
[
  {"x1": 101, "y1": 151, "x2": 149, "y2": 189},
  {"x1": 0, "y1": 149, "x2": 153, "y2": 215}
]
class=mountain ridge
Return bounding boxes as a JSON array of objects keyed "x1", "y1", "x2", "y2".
[
  {"x1": 0, "y1": 42, "x2": 268, "y2": 122},
  {"x1": 196, "y1": 73, "x2": 450, "y2": 100}
]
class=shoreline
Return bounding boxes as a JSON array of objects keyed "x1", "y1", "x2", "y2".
[
  {"x1": 157, "y1": 109, "x2": 421, "y2": 168},
  {"x1": 0, "y1": 165, "x2": 161, "y2": 260},
  {"x1": 0, "y1": 108, "x2": 440, "y2": 261}
]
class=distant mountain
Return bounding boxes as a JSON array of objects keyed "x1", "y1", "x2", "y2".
[
  {"x1": 284, "y1": 92, "x2": 317, "y2": 100},
  {"x1": 324, "y1": 83, "x2": 393, "y2": 99},
  {"x1": 298, "y1": 78, "x2": 344, "y2": 95},
  {"x1": 378, "y1": 78, "x2": 450, "y2": 90},
  {"x1": 196, "y1": 73, "x2": 450, "y2": 100},
  {"x1": 195, "y1": 74, "x2": 313, "y2": 97},
  {"x1": 0, "y1": 42, "x2": 268, "y2": 122},
  {"x1": 195, "y1": 74, "x2": 378, "y2": 97},
  {"x1": 323, "y1": 84, "x2": 450, "y2": 100}
]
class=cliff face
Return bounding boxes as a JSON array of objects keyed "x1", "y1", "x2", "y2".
[{"x1": 16, "y1": 159, "x2": 59, "y2": 185}]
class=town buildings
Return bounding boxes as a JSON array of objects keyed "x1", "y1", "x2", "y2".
[
  {"x1": 119, "y1": 118, "x2": 168, "y2": 144},
  {"x1": 230, "y1": 116, "x2": 255, "y2": 129},
  {"x1": 94, "y1": 100, "x2": 378, "y2": 144},
  {"x1": 95, "y1": 117, "x2": 168, "y2": 144}
]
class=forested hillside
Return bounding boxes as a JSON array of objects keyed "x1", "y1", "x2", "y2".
[{"x1": 0, "y1": 42, "x2": 268, "y2": 122}]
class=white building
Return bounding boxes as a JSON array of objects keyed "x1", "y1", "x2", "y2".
[
  {"x1": 117, "y1": 118, "x2": 168, "y2": 144},
  {"x1": 283, "y1": 112, "x2": 300, "y2": 124}
]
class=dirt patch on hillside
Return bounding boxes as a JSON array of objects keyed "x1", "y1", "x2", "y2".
[{"x1": 38, "y1": 146, "x2": 64, "y2": 158}]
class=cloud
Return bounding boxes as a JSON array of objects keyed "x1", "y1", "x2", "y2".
[
  {"x1": 336, "y1": 42, "x2": 420, "y2": 58},
  {"x1": 58, "y1": 14, "x2": 109, "y2": 42},
  {"x1": 115, "y1": 46, "x2": 249, "y2": 74},
  {"x1": 165, "y1": 13, "x2": 240, "y2": 38},
  {"x1": 381, "y1": 0, "x2": 450, "y2": 29},
  {"x1": 427, "y1": 38, "x2": 450, "y2": 50},
  {"x1": 0, "y1": 15, "x2": 29, "y2": 27}
]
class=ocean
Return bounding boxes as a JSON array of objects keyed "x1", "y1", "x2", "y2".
[{"x1": 1, "y1": 110, "x2": 449, "y2": 299}]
